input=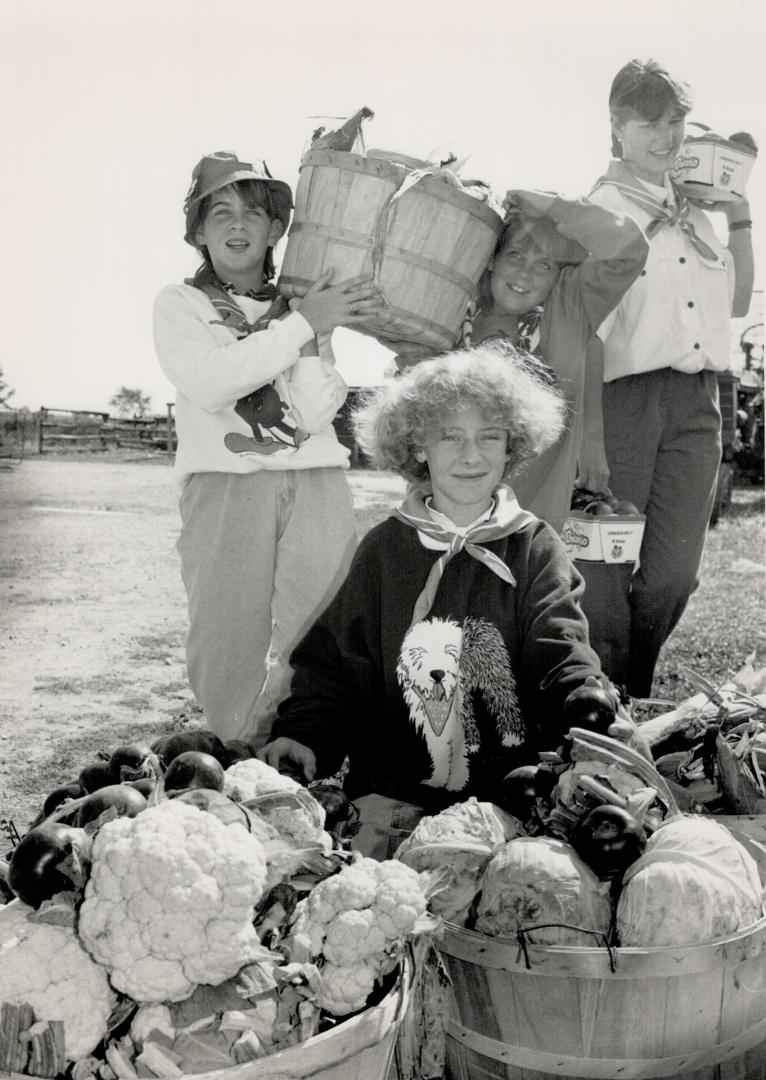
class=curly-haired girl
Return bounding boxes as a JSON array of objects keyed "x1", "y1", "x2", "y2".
[{"x1": 260, "y1": 345, "x2": 622, "y2": 831}]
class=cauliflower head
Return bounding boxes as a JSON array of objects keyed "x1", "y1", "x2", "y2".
[
  {"x1": 224, "y1": 759, "x2": 300, "y2": 801},
  {"x1": 296, "y1": 858, "x2": 427, "y2": 1016},
  {"x1": 319, "y1": 960, "x2": 378, "y2": 1016},
  {"x1": 78, "y1": 800, "x2": 268, "y2": 1002},
  {"x1": 0, "y1": 901, "x2": 116, "y2": 1060}
]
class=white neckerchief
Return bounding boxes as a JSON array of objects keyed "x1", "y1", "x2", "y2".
[{"x1": 417, "y1": 498, "x2": 495, "y2": 549}]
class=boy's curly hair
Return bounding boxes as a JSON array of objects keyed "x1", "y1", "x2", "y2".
[{"x1": 353, "y1": 343, "x2": 566, "y2": 484}]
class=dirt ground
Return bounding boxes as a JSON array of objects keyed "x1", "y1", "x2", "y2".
[{"x1": 0, "y1": 455, "x2": 403, "y2": 835}]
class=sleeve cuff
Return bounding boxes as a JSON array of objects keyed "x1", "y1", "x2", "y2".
[{"x1": 276, "y1": 309, "x2": 316, "y2": 351}]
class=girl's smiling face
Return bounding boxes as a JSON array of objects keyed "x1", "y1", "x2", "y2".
[
  {"x1": 416, "y1": 405, "x2": 510, "y2": 525},
  {"x1": 488, "y1": 237, "x2": 560, "y2": 316},
  {"x1": 195, "y1": 187, "x2": 282, "y2": 290},
  {"x1": 612, "y1": 105, "x2": 687, "y2": 185}
]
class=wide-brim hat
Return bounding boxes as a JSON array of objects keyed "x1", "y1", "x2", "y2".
[{"x1": 183, "y1": 152, "x2": 293, "y2": 245}]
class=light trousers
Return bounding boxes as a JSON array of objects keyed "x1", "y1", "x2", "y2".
[
  {"x1": 178, "y1": 468, "x2": 357, "y2": 745},
  {"x1": 581, "y1": 368, "x2": 721, "y2": 697}
]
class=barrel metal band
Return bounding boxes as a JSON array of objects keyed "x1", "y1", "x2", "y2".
[{"x1": 445, "y1": 1014, "x2": 766, "y2": 1079}]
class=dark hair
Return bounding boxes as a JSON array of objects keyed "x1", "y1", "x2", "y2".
[
  {"x1": 189, "y1": 179, "x2": 290, "y2": 282},
  {"x1": 609, "y1": 58, "x2": 694, "y2": 157}
]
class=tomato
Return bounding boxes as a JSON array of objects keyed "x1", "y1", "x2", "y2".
[
  {"x1": 612, "y1": 499, "x2": 641, "y2": 516},
  {"x1": 584, "y1": 500, "x2": 618, "y2": 518}
]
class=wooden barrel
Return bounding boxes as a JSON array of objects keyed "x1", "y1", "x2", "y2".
[
  {"x1": 437, "y1": 828, "x2": 766, "y2": 1080},
  {"x1": 279, "y1": 149, "x2": 503, "y2": 353}
]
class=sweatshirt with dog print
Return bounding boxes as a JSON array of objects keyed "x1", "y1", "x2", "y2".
[{"x1": 271, "y1": 498, "x2": 603, "y2": 810}]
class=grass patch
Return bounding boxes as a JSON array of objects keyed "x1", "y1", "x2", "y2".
[
  {"x1": 647, "y1": 487, "x2": 764, "y2": 700},
  {"x1": 33, "y1": 676, "x2": 86, "y2": 694},
  {"x1": 128, "y1": 632, "x2": 185, "y2": 661}
]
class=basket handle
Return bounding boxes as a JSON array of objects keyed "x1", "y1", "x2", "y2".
[
  {"x1": 686, "y1": 121, "x2": 712, "y2": 134},
  {"x1": 515, "y1": 923, "x2": 618, "y2": 973}
]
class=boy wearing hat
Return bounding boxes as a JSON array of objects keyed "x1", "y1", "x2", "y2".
[{"x1": 154, "y1": 152, "x2": 381, "y2": 745}]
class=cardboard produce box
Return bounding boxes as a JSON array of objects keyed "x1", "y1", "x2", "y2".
[{"x1": 561, "y1": 510, "x2": 645, "y2": 564}]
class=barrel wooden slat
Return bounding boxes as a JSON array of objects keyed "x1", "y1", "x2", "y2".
[
  {"x1": 439, "y1": 824, "x2": 766, "y2": 1080},
  {"x1": 280, "y1": 149, "x2": 502, "y2": 352}
]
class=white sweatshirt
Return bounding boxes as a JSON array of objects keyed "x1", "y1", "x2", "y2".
[{"x1": 153, "y1": 283, "x2": 349, "y2": 483}]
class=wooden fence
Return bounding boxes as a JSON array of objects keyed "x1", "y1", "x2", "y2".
[
  {"x1": 0, "y1": 406, "x2": 176, "y2": 459},
  {"x1": 2, "y1": 395, "x2": 374, "y2": 466}
]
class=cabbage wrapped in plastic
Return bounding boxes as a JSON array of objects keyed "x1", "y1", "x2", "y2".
[
  {"x1": 549, "y1": 761, "x2": 664, "y2": 841},
  {"x1": 475, "y1": 836, "x2": 612, "y2": 945},
  {"x1": 616, "y1": 816, "x2": 765, "y2": 946},
  {"x1": 395, "y1": 798, "x2": 523, "y2": 923}
]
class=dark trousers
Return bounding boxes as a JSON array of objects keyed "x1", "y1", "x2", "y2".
[{"x1": 581, "y1": 368, "x2": 721, "y2": 697}]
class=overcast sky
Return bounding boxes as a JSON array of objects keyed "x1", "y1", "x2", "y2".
[{"x1": 1, "y1": 0, "x2": 764, "y2": 412}]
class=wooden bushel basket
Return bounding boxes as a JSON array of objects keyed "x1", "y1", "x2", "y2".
[
  {"x1": 279, "y1": 149, "x2": 503, "y2": 353},
  {"x1": 6, "y1": 948, "x2": 413, "y2": 1080},
  {"x1": 437, "y1": 826, "x2": 766, "y2": 1080}
]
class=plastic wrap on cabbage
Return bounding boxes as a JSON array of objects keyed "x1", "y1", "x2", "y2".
[
  {"x1": 474, "y1": 836, "x2": 612, "y2": 945},
  {"x1": 616, "y1": 816, "x2": 765, "y2": 946},
  {"x1": 395, "y1": 798, "x2": 523, "y2": 923},
  {"x1": 548, "y1": 760, "x2": 665, "y2": 842}
]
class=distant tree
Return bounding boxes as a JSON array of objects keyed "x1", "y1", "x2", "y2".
[
  {"x1": 109, "y1": 386, "x2": 152, "y2": 419},
  {"x1": 0, "y1": 367, "x2": 15, "y2": 409}
]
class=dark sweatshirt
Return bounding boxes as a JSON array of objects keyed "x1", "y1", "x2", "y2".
[{"x1": 273, "y1": 514, "x2": 604, "y2": 811}]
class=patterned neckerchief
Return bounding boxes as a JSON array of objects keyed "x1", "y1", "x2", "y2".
[
  {"x1": 186, "y1": 265, "x2": 289, "y2": 338},
  {"x1": 462, "y1": 301, "x2": 544, "y2": 357}
]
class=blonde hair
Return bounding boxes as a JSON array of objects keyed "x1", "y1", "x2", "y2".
[{"x1": 353, "y1": 343, "x2": 566, "y2": 483}]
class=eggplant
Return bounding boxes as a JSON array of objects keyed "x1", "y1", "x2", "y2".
[
  {"x1": 124, "y1": 777, "x2": 157, "y2": 798},
  {"x1": 163, "y1": 751, "x2": 225, "y2": 793},
  {"x1": 497, "y1": 765, "x2": 557, "y2": 827},
  {"x1": 308, "y1": 781, "x2": 352, "y2": 829},
  {"x1": 224, "y1": 739, "x2": 257, "y2": 766},
  {"x1": 498, "y1": 765, "x2": 539, "y2": 821},
  {"x1": 108, "y1": 743, "x2": 154, "y2": 783},
  {"x1": 158, "y1": 730, "x2": 228, "y2": 771},
  {"x1": 75, "y1": 784, "x2": 148, "y2": 828},
  {"x1": 562, "y1": 683, "x2": 617, "y2": 737},
  {"x1": 573, "y1": 804, "x2": 647, "y2": 880},
  {"x1": 42, "y1": 782, "x2": 85, "y2": 819},
  {"x1": 78, "y1": 760, "x2": 114, "y2": 794},
  {"x1": 8, "y1": 822, "x2": 89, "y2": 908}
]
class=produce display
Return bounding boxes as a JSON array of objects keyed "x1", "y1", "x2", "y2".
[
  {"x1": 395, "y1": 725, "x2": 766, "y2": 950},
  {"x1": 0, "y1": 731, "x2": 431, "y2": 1079}
]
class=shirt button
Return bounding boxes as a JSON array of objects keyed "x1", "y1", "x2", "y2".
[
  {"x1": 679, "y1": 257, "x2": 687, "y2": 264},
  {"x1": 693, "y1": 343, "x2": 700, "y2": 350},
  {"x1": 688, "y1": 301, "x2": 695, "y2": 308}
]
